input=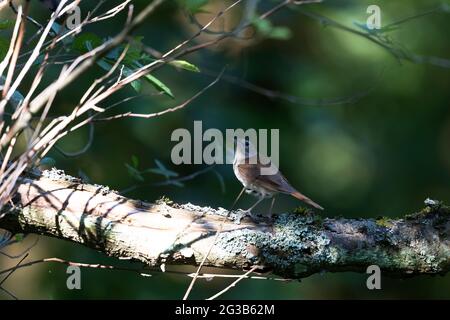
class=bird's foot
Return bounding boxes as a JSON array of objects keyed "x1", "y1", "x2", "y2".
[{"x1": 236, "y1": 208, "x2": 269, "y2": 222}]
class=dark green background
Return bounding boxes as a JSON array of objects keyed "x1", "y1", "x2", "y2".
[{"x1": 1, "y1": 0, "x2": 450, "y2": 299}]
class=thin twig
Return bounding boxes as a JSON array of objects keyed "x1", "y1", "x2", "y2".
[
  {"x1": 206, "y1": 265, "x2": 260, "y2": 300},
  {"x1": 0, "y1": 253, "x2": 29, "y2": 286},
  {"x1": 182, "y1": 0, "x2": 304, "y2": 300},
  {"x1": 9, "y1": 0, "x2": 44, "y2": 31},
  {"x1": 95, "y1": 68, "x2": 225, "y2": 121},
  {"x1": 0, "y1": 256, "x2": 150, "y2": 277},
  {"x1": 187, "y1": 272, "x2": 291, "y2": 282},
  {"x1": 54, "y1": 121, "x2": 94, "y2": 157},
  {"x1": 0, "y1": 236, "x2": 39, "y2": 259},
  {"x1": 1, "y1": 2, "x2": 27, "y2": 98},
  {"x1": 0, "y1": 285, "x2": 18, "y2": 300},
  {"x1": 120, "y1": 165, "x2": 216, "y2": 194}
]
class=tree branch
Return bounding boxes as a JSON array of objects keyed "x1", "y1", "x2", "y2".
[{"x1": 1, "y1": 169, "x2": 449, "y2": 279}]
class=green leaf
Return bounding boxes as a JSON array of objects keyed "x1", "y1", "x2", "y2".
[
  {"x1": 130, "y1": 61, "x2": 174, "y2": 97},
  {"x1": 10, "y1": 86, "x2": 24, "y2": 107},
  {"x1": 125, "y1": 163, "x2": 145, "y2": 182},
  {"x1": 253, "y1": 19, "x2": 272, "y2": 35},
  {"x1": 73, "y1": 32, "x2": 103, "y2": 52},
  {"x1": 144, "y1": 74, "x2": 174, "y2": 98},
  {"x1": 253, "y1": 19, "x2": 292, "y2": 40},
  {"x1": 97, "y1": 53, "x2": 173, "y2": 96},
  {"x1": 15, "y1": 234, "x2": 24, "y2": 242},
  {"x1": 51, "y1": 22, "x2": 62, "y2": 35},
  {"x1": 130, "y1": 79, "x2": 142, "y2": 92},
  {"x1": 141, "y1": 53, "x2": 155, "y2": 64},
  {"x1": 40, "y1": 157, "x2": 56, "y2": 167},
  {"x1": 146, "y1": 168, "x2": 179, "y2": 178},
  {"x1": 97, "y1": 59, "x2": 142, "y2": 93},
  {"x1": 1, "y1": 74, "x2": 24, "y2": 108},
  {"x1": 169, "y1": 60, "x2": 200, "y2": 72},
  {"x1": 96, "y1": 58, "x2": 112, "y2": 72},
  {"x1": 106, "y1": 47, "x2": 121, "y2": 60},
  {"x1": 117, "y1": 64, "x2": 142, "y2": 93},
  {"x1": 0, "y1": 20, "x2": 15, "y2": 30},
  {"x1": 144, "y1": 159, "x2": 179, "y2": 178},
  {"x1": 125, "y1": 71, "x2": 143, "y2": 93},
  {"x1": 179, "y1": 0, "x2": 209, "y2": 13},
  {"x1": 123, "y1": 46, "x2": 143, "y2": 66},
  {"x1": 131, "y1": 155, "x2": 140, "y2": 168},
  {"x1": 169, "y1": 181, "x2": 185, "y2": 187},
  {"x1": 35, "y1": 54, "x2": 45, "y2": 65},
  {"x1": 269, "y1": 26, "x2": 292, "y2": 40},
  {"x1": 123, "y1": 36, "x2": 146, "y2": 65},
  {"x1": 154, "y1": 159, "x2": 167, "y2": 171}
]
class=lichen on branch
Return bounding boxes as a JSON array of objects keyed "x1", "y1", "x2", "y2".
[{"x1": 0, "y1": 169, "x2": 449, "y2": 279}]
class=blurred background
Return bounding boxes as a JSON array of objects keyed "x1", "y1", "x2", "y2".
[{"x1": 1, "y1": 0, "x2": 450, "y2": 299}]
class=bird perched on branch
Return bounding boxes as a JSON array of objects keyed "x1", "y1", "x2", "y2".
[
  {"x1": 38, "y1": 0, "x2": 60, "y2": 11},
  {"x1": 233, "y1": 138, "x2": 323, "y2": 216}
]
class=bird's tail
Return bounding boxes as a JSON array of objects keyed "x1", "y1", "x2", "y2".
[{"x1": 291, "y1": 191, "x2": 324, "y2": 210}]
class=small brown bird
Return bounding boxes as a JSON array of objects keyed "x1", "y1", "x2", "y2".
[{"x1": 233, "y1": 138, "x2": 323, "y2": 215}]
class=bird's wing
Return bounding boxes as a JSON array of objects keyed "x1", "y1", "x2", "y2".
[
  {"x1": 256, "y1": 170, "x2": 297, "y2": 194},
  {"x1": 237, "y1": 158, "x2": 324, "y2": 210},
  {"x1": 236, "y1": 163, "x2": 260, "y2": 183},
  {"x1": 237, "y1": 162, "x2": 296, "y2": 194}
]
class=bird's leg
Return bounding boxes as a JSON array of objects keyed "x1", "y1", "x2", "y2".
[
  {"x1": 246, "y1": 197, "x2": 264, "y2": 213},
  {"x1": 231, "y1": 187, "x2": 246, "y2": 210},
  {"x1": 268, "y1": 196, "x2": 276, "y2": 217}
]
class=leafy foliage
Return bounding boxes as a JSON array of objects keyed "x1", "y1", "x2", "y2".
[
  {"x1": 125, "y1": 157, "x2": 183, "y2": 186},
  {"x1": 253, "y1": 19, "x2": 292, "y2": 40},
  {"x1": 70, "y1": 33, "x2": 199, "y2": 97}
]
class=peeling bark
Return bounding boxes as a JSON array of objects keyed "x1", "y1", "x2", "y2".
[{"x1": 1, "y1": 169, "x2": 449, "y2": 279}]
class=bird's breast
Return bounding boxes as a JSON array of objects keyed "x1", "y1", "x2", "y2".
[{"x1": 233, "y1": 163, "x2": 250, "y2": 188}]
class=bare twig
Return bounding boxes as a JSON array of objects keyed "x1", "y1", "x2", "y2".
[
  {"x1": 187, "y1": 272, "x2": 290, "y2": 282},
  {"x1": 9, "y1": 0, "x2": 44, "y2": 31},
  {"x1": 54, "y1": 120, "x2": 94, "y2": 157},
  {"x1": 95, "y1": 67, "x2": 225, "y2": 121},
  {"x1": 0, "y1": 253, "x2": 29, "y2": 286},
  {"x1": 1, "y1": 2, "x2": 27, "y2": 99},
  {"x1": 120, "y1": 165, "x2": 216, "y2": 194},
  {"x1": 0, "y1": 257, "x2": 151, "y2": 277},
  {"x1": 0, "y1": 236, "x2": 39, "y2": 259},
  {"x1": 206, "y1": 265, "x2": 259, "y2": 300},
  {"x1": 2, "y1": 174, "x2": 449, "y2": 287},
  {"x1": 0, "y1": 285, "x2": 18, "y2": 300}
]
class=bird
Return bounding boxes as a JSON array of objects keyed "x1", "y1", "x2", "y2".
[{"x1": 232, "y1": 137, "x2": 323, "y2": 216}]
